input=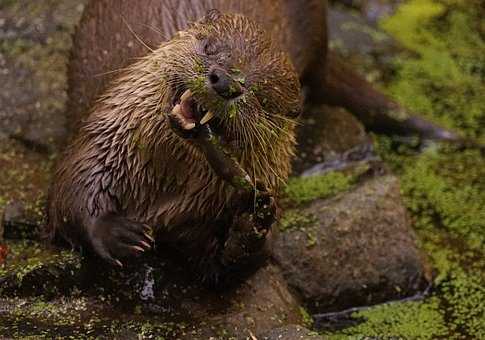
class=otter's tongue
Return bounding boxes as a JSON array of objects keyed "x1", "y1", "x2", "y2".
[
  {"x1": 171, "y1": 90, "x2": 215, "y2": 130},
  {"x1": 179, "y1": 94, "x2": 197, "y2": 123}
]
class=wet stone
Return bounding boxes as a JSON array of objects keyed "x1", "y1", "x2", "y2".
[
  {"x1": 258, "y1": 324, "x2": 322, "y2": 340},
  {"x1": 274, "y1": 175, "x2": 432, "y2": 313},
  {"x1": 1, "y1": 200, "x2": 42, "y2": 240},
  {"x1": 293, "y1": 104, "x2": 376, "y2": 176},
  {"x1": 0, "y1": 1, "x2": 86, "y2": 150},
  {"x1": 0, "y1": 240, "x2": 82, "y2": 297},
  {"x1": 0, "y1": 245, "x2": 304, "y2": 338},
  {"x1": 328, "y1": 4, "x2": 397, "y2": 60}
]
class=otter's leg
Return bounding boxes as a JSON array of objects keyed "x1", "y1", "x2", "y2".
[
  {"x1": 197, "y1": 193, "x2": 276, "y2": 288},
  {"x1": 305, "y1": 51, "x2": 462, "y2": 142},
  {"x1": 86, "y1": 213, "x2": 153, "y2": 267}
]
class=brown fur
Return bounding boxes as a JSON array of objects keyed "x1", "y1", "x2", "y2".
[
  {"x1": 48, "y1": 7, "x2": 301, "y2": 282},
  {"x1": 66, "y1": 0, "x2": 327, "y2": 133}
]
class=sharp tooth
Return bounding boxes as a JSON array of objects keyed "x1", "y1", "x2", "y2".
[
  {"x1": 200, "y1": 111, "x2": 215, "y2": 125},
  {"x1": 185, "y1": 122, "x2": 196, "y2": 130},
  {"x1": 172, "y1": 104, "x2": 181, "y2": 114},
  {"x1": 180, "y1": 89, "x2": 192, "y2": 101}
]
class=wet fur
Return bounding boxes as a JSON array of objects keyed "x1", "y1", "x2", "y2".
[{"x1": 48, "y1": 10, "x2": 300, "y2": 283}]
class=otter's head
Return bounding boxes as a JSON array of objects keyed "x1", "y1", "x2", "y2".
[{"x1": 162, "y1": 10, "x2": 301, "y2": 152}]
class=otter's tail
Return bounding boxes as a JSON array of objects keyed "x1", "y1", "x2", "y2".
[{"x1": 319, "y1": 52, "x2": 461, "y2": 142}]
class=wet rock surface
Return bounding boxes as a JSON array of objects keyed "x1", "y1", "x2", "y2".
[
  {"x1": 274, "y1": 175, "x2": 432, "y2": 313},
  {"x1": 0, "y1": 1, "x2": 85, "y2": 150},
  {"x1": 259, "y1": 325, "x2": 322, "y2": 340},
  {"x1": 0, "y1": 240, "x2": 81, "y2": 297},
  {"x1": 0, "y1": 249, "x2": 304, "y2": 339},
  {"x1": 292, "y1": 104, "x2": 375, "y2": 176}
]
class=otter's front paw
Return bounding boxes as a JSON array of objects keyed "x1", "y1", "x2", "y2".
[{"x1": 88, "y1": 214, "x2": 154, "y2": 267}]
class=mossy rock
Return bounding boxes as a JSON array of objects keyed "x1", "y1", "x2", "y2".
[
  {"x1": 0, "y1": 240, "x2": 82, "y2": 296},
  {"x1": 275, "y1": 175, "x2": 431, "y2": 313}
]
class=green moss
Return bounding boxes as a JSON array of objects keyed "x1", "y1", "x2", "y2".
[
  {"x1": 0, "y1": 240, "x2": 81, "y2": 293},
  {"x1": 279, "y1": 210, "x2": 318, "y2": 247},
  {"x1": 279, "y1": 211, "x2": 317, "y2": 232},
  {"x1": 330, "y1": 299, "x2": 447, "y2": 339},
  {"x1": 285, "y1": 171, "x2": 354, "y2": 205},
  {"x1": 327, "y1": 298, "x2": 448, "y2": 339},
  {"x1": 380, "y1": 0, "x2": 485, "y2": 139},
  {"x1": 323, "y1": 1, "x2": 485, "y2": 338},
  {"x1": 299, "y1": 307, "x2": 314, "y2": 329},
  {"x1": 376, "y1": 145, "x2": 485, "y2": 250}
]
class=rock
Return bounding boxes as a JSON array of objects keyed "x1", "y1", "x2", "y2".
[
  {"x1": 2, "y1": 200, "x2": 25, "y2": 223},
  {"x1": 293, "y1": 104, "x2": 375, "y2": 176},
  {"x1": 259, "y1": 325, "x2": 322, "y2": 340},
  {"x1": 0, "y1": 240, "x2": 82, "y2": 297},
  {"x1": 0, "y1": 243, "x2": 305, "y2": 338},
  {"x1": 328, "y1": 5, "x2": 396, "y2": 57},
  {"x1": 274, "y1": 175, "x2": 431, "y2": 313},
  {"x1": 1, "y1": 200, "x2": 37, "y2": 240},
  {"x1": 331, "y1": 0, "x2": 402, "y2": 24},
  {"x1": 1, "y1": 199, "x2": 44, "y2": 240},
  {"x1": 143, "y1": 261, "x2": 304, "y2": 339},
  {"x1": 0, "y1": 140, "x2": 51, "y2": 241},
  {"x1": 0, "y1": 1, "x2": 85, "y2": 150}
]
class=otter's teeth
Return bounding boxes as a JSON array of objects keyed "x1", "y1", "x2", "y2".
[
  {"x1": 185, "y1": 122, "x2": 196, "y2": 130},
  {"x1": 171, "y1": 104, "x2": 196, "y2": 130},
  {"x1": 172, "y1": 104, "x2": 182, "y2": 114},
  {"x1": 181, "y1": 89, "x2": 192, "y2": 101},
  {"x1": 200, "y1": 111, "x2": 215, "y2": 125}
]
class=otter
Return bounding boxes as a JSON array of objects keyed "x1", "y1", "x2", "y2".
[
  {"x1": 48, "y1": 7, "x2": 300, "y2": 285},
  {"x1": 48, "y1": 0, "x2": 461, "y2": 284}
]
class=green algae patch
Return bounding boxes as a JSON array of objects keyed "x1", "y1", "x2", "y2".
[
  {"x1": 279, "y1": 211, "x2": 318, "y2": 247},
  {"x1": 380, "y1": 0, "x2": 485, "y2": 140},
  {"x1": 326, "y1": 297, "x2": 448, "y2": 339},
  {"x1": 285, "y1": 171, "x2": 355, "y2": 205},
  {"x1": 323, "y1": 233, "x2": 485, "y2": 339},
  {"x1": 322, "y1": 1, "x2": 485, "y2": 338},
  {"x1": 0, "y1": 295, "x2": 188, "y2": 339},
  {"x1": 0, "y1": 240, "x2": 81, "y2": 296},
  {"x1": 279, "y1": 211, "x2": 317, "y2": 233},
  {"x1": 376, "y1": 142, "x2": 485, "y2": 250}
]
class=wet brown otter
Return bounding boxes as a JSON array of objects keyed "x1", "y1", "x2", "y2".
[
  {"x1": 48, "y1": 0, "x2": 462, "y2": 284},
  {"x1": 48, "y1": 8, "x2": 300, "y2": 284}
]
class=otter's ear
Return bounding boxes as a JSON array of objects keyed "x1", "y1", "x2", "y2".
[{"x1": 201, "y1": 9, "x2": 222, "y2": 24}]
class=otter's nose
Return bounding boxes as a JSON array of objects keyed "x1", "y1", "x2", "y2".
[{"x1": 208, "y1": 67, "x2": 243, "y2": 100}]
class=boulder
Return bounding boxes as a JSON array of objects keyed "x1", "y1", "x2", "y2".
[
  {"x1": 274, "y1": 175, "x2": 431, "y2": 313},
  {"x1": 293, "y1": 105, "x2": 374, "y2": 176},
  {"x1": 0, "y1": 1, "x2": 85, "y2": 150},
  {"x1": 0, "y1": 244, "x2": 305, "y2": 338}
]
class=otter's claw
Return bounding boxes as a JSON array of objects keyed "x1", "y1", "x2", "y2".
[{"x1": 88, "y1": 214, "x2": 154, "y2": 266}]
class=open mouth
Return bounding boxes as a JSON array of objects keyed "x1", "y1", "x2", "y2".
[{"x1": 171, "y1": 89, "x2": 215, "y2": 130}]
